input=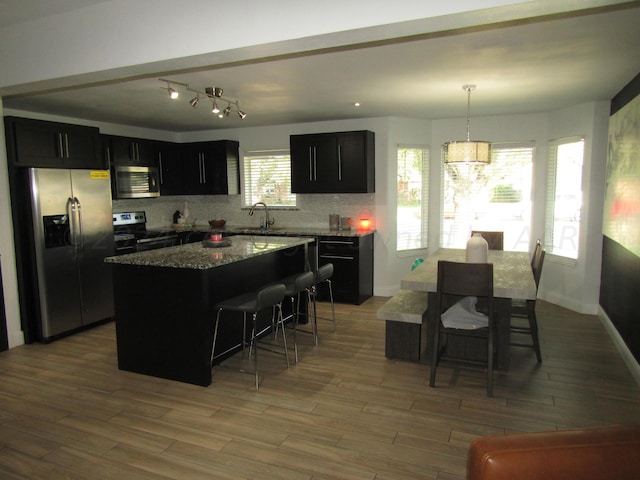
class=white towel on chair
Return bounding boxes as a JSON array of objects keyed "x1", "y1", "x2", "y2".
[{"x1": 441, "y1": 296, "x2": 488, "y2": 330}]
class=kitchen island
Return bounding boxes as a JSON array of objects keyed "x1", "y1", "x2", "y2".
[
  {"x1": 172, "y1": 225, "x2": 376, "y2": 305},
  {"x1": 105, "y1": 235, "x2": 312, "y2": 386}
]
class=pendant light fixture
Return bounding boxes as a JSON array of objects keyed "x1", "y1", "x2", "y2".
[
  {"x1": 443, "y1": 85, "x2": 490, "y2": 164},
  {"x1": 160, "y1": 78, "x2": 247, "y2": 120}
]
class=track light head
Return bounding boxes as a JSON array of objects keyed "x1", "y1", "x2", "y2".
[
  {"x1": 223, "y1": 105, "x2": 232, "y2": 117},
  {"x1": 238, "y1": 110, "x2": 246, "y2": 119},
  {"x1": 168, "y1": 87, "x2": 179, "y2": 100},
  {"x1": 211, "y1": 99, "x2": 220, "y2": 114},
  {"x1": 189, "y1": 95, "x2": 199, "y2": 108}
]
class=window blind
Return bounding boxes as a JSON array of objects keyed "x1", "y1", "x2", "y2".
[{"x1": 243, "y1": 150, "x2": 296, "y2": 207}]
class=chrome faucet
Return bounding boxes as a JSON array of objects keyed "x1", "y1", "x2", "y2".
[{"x1": 249, "y1": 201, "x2": 274, "y2": 229}]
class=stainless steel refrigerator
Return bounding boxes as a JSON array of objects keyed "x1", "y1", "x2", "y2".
[{"x1": 28, "y1": 168, "x2": 114, "y2": 340}]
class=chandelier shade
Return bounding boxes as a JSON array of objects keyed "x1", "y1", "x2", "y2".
[
  {"x1": 443, "y1": 85, "x2": 490, "y2": 164},
  {"x1": 443, "y1": 140, "x2": 491, "y2": 164}
]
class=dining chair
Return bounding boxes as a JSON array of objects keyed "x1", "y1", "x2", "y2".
[
  {"x1": 510, "y1": 240, "x2": 545, "y2": 362},
  {"x1": 470, "y1": 230, "x2": 504, "y2": 250},
  {"x1": 430, "y1": 260, "x2": 496, "y2": 396}
]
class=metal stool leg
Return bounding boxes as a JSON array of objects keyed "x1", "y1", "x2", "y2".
[
  {"x1": 211, "y1": 307, "x2": 222, "y2": 365},
  {"x1": 277, "y1": 303, "x2": 289, "y2": 368},
  {"x1": 251, "y1": 312, "x2": 258, "y2": 390},
  {"x1": 326, "y1": 278, "x2": 336, "y2": 333},
  {"x1": 291, "y1": 295, "x2": 299, "y2": 363}
]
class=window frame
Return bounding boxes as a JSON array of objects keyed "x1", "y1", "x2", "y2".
[
  {"x1": 396, "y1": 144, "x2": 430, "y2": 254},
  {"x1": 544, "y1": 136, "x2": 585, "y2": 263},
  {"x1": 242, "y1": 149, "x2": 297, "y2": 209}
]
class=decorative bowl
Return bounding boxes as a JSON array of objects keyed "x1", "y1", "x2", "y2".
[{"x1": 208, "y1": 219, "x2": 226, "y2": 228}]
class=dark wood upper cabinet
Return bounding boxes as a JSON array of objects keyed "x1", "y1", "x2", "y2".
[
  {"x1": 5, "y1": 116, "x2": 103, "y2": 169},
  {"x1": 290, "y1": 130, "x2": 374, "y2": 193},
  {"x1": 158, "y1": 141, "x2": 184, "y2": 196},
  {"x1": 106, "y1": 135, "x2": 158, "y2": 167},
  {"x1": 159, "y1": 140, "x2": 239, "y2": 196}
]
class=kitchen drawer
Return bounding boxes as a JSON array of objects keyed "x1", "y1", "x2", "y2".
[{"x1": 317, "y1": 234, "x2": 373, "y2": 305}]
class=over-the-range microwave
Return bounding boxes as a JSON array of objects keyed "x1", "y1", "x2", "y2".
[{"x1": 112, "y1": 165, "x2": 160, "y2": 199}]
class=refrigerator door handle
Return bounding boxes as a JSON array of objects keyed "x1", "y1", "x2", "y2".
[
  {"x1": 67, "y1": 196, "x2": 82, "y2": 252},
  {"x1": 74, "y1": 197, "x2": 84, "y2": 251},
  {"x1": 66, "y1": 197, "x2": 75, "y2": 247}
]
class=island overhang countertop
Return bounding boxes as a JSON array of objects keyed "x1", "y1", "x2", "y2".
[{"x1": 105, "y1": 235, "x2": 313, "y2": 270}]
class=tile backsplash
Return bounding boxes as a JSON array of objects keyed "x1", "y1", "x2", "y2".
[{"x1": 113, "y1": 193, "x2": 375, "y2": 230}]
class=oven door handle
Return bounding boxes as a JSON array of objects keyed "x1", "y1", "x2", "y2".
[{"x1": 136, "y1": 236, "x2": 176, "y2": 244}]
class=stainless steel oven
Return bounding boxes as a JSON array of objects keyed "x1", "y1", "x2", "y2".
[{"x1": 113, "y1": 211, "x2": 177, "y2": 255}]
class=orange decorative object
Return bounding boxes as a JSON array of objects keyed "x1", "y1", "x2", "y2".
[{"x1": 359, "y1": 218, "x2": 371, "y2": 230}]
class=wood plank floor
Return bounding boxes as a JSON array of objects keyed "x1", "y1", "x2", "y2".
[{"x1": 1, "y1": 298, "x2": 639, "y2": 479}]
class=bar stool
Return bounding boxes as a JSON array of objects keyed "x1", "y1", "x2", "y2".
[
  {"x1": 309, "y1": 263, "x2": 336, "y2": 345},
  {"x1": 211, "y1": 283, "x2": 287, "y2": 390},
  {"x1": 276, "y1": 270, "x2": 315, "y2": 363}
]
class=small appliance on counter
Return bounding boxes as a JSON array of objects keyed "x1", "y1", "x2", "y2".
[
  {"x1": 340, "y1": 217, "x2": 352, "y2": 230},
  {"x1": 329, "y1": 214, "x2": 340, "y2": 230}
]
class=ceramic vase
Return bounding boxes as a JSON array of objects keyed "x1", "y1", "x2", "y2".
[
  {"x1": 183, "y1": 201, "x2": 191, "y2": 222},
  {"x1": 466, "y1": 232, "x2": 488, "y2": 263}
]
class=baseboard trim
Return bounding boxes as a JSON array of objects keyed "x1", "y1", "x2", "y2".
[{"x1": 598, "y1": 306, "x2": 640, "y2": 386}]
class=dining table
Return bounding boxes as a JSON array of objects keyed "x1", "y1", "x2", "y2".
[{"x1": 401, "y1": 248, "x2": 537, "y2": 370}]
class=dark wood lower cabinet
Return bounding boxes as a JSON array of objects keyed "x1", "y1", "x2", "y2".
[
  {"x1": 317, "y1": 233, "x2": 373, "y2": 305},
  {"x1": 111, "y1": 246, "x2": 306, "y2": 386}
]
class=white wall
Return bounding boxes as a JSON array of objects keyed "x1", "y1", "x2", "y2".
[
  {"x1": 543, "y1": 101, "x2": 610, "y2": 314},
  {"x1": 0, "y1": 103, "x2": 25, "y2": 347}
]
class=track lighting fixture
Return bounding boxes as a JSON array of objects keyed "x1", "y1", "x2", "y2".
[
  {"x1": 159, "y1": 78, "x2": 247, "y2": 120},
  {"x1": 443, "y1": 85, "x2": 491, "y2": 164}
]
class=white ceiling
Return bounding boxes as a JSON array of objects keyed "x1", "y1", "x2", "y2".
[{"x1": 3, "y1": 2, "x2": 640, "y2": 132}]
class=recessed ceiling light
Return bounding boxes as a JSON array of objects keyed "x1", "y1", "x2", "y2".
[{"x1": 354, "y1": 102, "x2": 361, "y2": 107}]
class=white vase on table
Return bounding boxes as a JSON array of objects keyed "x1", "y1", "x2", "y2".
[{"x1": 466, "y1": 232, "x2": 488, "y2": 263}]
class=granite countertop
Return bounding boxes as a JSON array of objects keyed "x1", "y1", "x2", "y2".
[
  {"x1": 165, "y1": 225, "x2": 376, "y2": 237},
  {"x1": 105, "y1": 235, "x2": 313, "y2": 270},
  {"x1": 401, "y1": 248, "x2": 537, "y2": 300}
]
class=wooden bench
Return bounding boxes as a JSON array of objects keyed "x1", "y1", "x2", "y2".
[{"x1": 377, "y1": 290, "x2": 428, "y2": 362}]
